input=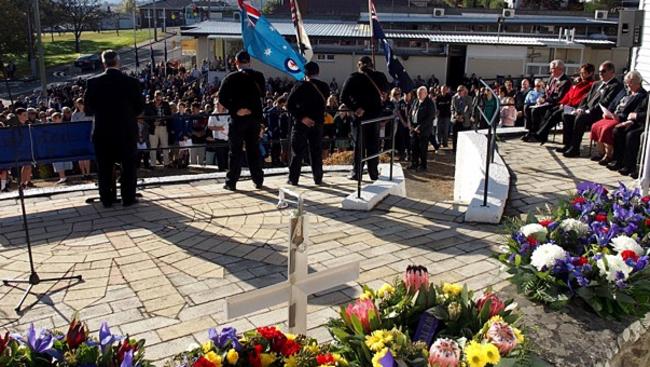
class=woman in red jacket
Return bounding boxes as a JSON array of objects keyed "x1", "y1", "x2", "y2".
[{"x1": 536, "y1": 63, "x2": 595, "y2": 144}]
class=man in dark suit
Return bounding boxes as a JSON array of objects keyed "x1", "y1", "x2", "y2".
[
  {"x1": 410, "y1": 86, "x2": 436, "y2": 171},
  {"x1": 144, "y1": 90, "x2": 172, "y2": 167},
  {"x1": 218, "y1": 50, "x2": 266, "y2": 191},
  {"x1": 523, "y1": 59, "x2": 571, "y2": 142},
  {"x1": 340, "y1": 56, "x2": 389, "y2": 181},
  {"x1": 560, "y1": 61, "x2": 624, "y2": 157},
  {"x1": 286, "y1": 61, "x2": 330, "y2": 186},
  {"x1": 84, "y1": 50, "x2": 145, "y2": 208}
]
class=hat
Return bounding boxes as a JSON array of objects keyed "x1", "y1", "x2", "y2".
[
  {"x1": 236, "y1": 50, "x2": 251, "y2": 63},
  {"x1": 304, "y1": 61, "x2": 319, "y2": 77}
]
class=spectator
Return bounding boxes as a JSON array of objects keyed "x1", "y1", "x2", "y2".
[
  {"x1": 514, "y1": 79, "x2": 530, "y2": 126},
  {"x1": 62, "y1": 107, "x2": 72, "y2": 122},
  {"x1": 409, "y1": 86, "x2": 436, "y2": 171},
  {"x1": 50, "y1": 112, "x2": 72, "y2": 184},
  {"x1": 500, "y1": 97, "x2": 517, "y2": 127},
  {"x1": 451, "y1": 85, "x2": 473, "y2": 152},
  {"x1": 71, "y1": 98, "x2": 92, "y2": 179},
  {"x1": 189, "y1": 102, "x2": 208, "y2": 165},
  {"x1": 206, "y1": 100, "x2": 230, "y2": 171},
  {"x1": 436, "y1": 85, "x2": 452, "y2": 148},
  {"x1": 334, "y1": 104, "x2": 353, "y2": 152},
  {"x1": 145, "y1": 90, "x2": 172, "y2": 167}
]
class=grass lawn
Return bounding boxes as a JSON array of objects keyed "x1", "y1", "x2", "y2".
[{"x1": 13, "y1": 29, "x2": 159, "y2": 77}]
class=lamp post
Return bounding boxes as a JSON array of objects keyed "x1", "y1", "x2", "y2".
[{"x1": 33, "y1": 0, "x2": 47, "y2": 101}]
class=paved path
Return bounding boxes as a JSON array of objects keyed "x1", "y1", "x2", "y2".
[{"x1": 0, "y1": 137, "x2": 635, "y2": 364}]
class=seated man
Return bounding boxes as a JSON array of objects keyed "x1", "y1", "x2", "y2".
[
  {"x1": 522, "y1": 59, "x2": 571, "y2": 142},
  {"x1": 535, "y1": 63, "x2": 595, "y2": 145},
  {"x1": 560, "y1": 61, "x2": 624, "y2": 158}
]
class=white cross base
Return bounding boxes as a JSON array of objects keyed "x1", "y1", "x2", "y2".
[{"x1": 225, "y1": 212, "x2": 360, "y2": 335}]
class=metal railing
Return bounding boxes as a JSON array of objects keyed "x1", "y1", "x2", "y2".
[
  {"x1": 474, "y1": 79, "x2": 501, "y2": 207},
  {"x1": 355, "y1": 113, "x2": 397, "y2": 199}
]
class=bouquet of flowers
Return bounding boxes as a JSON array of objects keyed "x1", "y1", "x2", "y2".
[
  {"x1": 327, "y1": 266, "x2": 528, "y2": 367},
  {"x1": 167, "y1": 325, "x2": 349, "y2": 367},
  {"x1": 0, "y1": 315, "x2": 150, "y2": 367},
  {"x1": 500, "y1": 182, "x2": 650, "y2": 318}
]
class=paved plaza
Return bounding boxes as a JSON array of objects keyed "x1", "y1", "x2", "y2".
[{"x1": 0, "y1": 138, "x2": 635, "y2": 364}]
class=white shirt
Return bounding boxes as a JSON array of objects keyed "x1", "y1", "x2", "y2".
[{"x1": 208, "y1": 114, "x2": 229, "y2": 141}]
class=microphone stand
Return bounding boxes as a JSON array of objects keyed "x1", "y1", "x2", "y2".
[{"x1": 2, "y1": 124, "x2": 83, "y2": 313}]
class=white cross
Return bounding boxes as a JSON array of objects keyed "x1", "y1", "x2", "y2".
[
  {"x1": 264, "y1": 48, "x2": 272, "y2": 56},
  {"x1": 225, "y1": 189, "x2": 360, "y2": 335}
]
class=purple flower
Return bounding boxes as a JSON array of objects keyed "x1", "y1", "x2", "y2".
[
  {"x1": 208, "y1": 327, "x2": 242, "y2": 351},
  {"x1": 615, "y1": 271, "x2": 627, "y2": 289},
  {"x1": 378, "y1": 349, "x2": 396, "y2": 367},
  {"x1": 26, "y1": 324, "x2": 53, "y2": 354},
  {"x1": 99, "y1": 321, "x2": 122, "y2": 352},
  {"x1": 634, "y1": 256, "x2": 649, "y2": 272},
  {"x1": 120, "y1": 349, "x2": 134, "y2": 367},
  {"x1": 613, "y1": 182, "x2": 640, "y2": 204}
]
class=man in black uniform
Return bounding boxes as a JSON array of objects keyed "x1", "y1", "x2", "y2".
[
  {"x1": 286, "y1": 61, "x2": 330, "y2": 186},
  {"x1": 218, "y1": 50, "x2": 266, "y2": 191},
  {"x1": 84, "y1": 50, "x2": 145, "y2": 208},
  {"x1": 340, "y1": 56, "x2": 389, "y2": 181}
]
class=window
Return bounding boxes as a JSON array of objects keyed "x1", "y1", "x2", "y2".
[{"x1": 316, "y1": 54, "x2": 335, "y2": 63}]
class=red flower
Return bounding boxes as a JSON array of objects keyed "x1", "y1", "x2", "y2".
[
  {"x1": 526, "y1": 235, "x2": 538, "y2": 246},
  {"x1": 572, "y1": 257, "x2": 589, "y2": 266},
  {"x1": 645, "y1": 218, "x2": 650, "y2": 227},
  {"x1": 66, "y1": 316, "x2": 87, "y2": 349},
  {"x1": 642, "y1": 196, "x2": 650, "y2": 204},
  {"x1": 621, "y1": 250, "x2": 640, "y2": 262},
  {"x1": 317, "y1": 353, "x2": 336, "y2": 365},
  {"x1": 248, "y1": 344, "x2": 263, "y2": 367},
  {"x1": 594, "y1": 213, "x2": 608, "y2": 222},
  {"x1": 572, "y1": 197, "x2": 587, "y2": 205},
  {"x1": 270, "y1": 333, "x2": 288, "y2": 354},
  {"x1": 539, "y1": 219, "x2": 553, "y2": 227},
  {"x1": 0, "y1": 332, "x2": 10, "y2": 356},
  {"x1": 117, "y1": 339, "x2": 138, "y2": 364},
  {"x1": 476, "y1": 292, "x2": 505, "y2": 318},
  {"x1": 257, "y1": 326, "x2": 282, "y2": 340},
  {"x1": 193, "y1": 356, "x2": 215, "y2": 367},
  {"x1": 281, "y1": 339, "x2": 301, "y2": 357}
]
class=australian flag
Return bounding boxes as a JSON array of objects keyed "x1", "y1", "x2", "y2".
[
  {"x1": 238, "y1": 0, "x2": 305, "y2": 80},
  {"x1": 369, "y1": 0, "x2": 414, "y2": 92}
]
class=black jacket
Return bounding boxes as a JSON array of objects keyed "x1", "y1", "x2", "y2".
[
  {"x1": 218, "y1": 68, "x2": 266, "y2": 121},
  {"x1": 545, "y1": 74, "x2": 572, "y2": 106},
  {"x1": 579, "y1": 78, "x2": 625, "y2": 114},
  {"x1": 144, "y1": 101, "x2": 172, "y2": 133},
  {"x1": 84, "y1": 68, "x2": 145, "y2": 147},
  {"x1": 613, "y1": 88, "x2": 647, "y2": 123},
  {"x1": 287, "y1": 78, "x2": 330, "y2": 125},
  {"x1": 340, "y1": 68, "x2": 389, "y2": 119},
  {"x1": 410, "y1": 98, "x2": 436, "y2": 136}
]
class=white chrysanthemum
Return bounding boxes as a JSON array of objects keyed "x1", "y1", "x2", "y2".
[
  {"x1": 520, "y1": 223, "x2": 548, "y2": 241},
  {"x1": 596, "y1": 254, "x2": 634, "y2": 282},
  {"x1": 610, "y1": 235, "x2": 645, "y2": 257},
  {"x1": 559, "y1": 218, "x2": 590, "y2": 236},
  {"x1": 530, "y1": 243, "x2": 567, "y2": 271}
]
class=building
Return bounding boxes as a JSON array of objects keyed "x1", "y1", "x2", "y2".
[
  {"x1": 180, "y1": 8, "x2": 632, "y2": 87},
  {"x1": 138, "y1": 0, "x2": 193, "y2": 28}
]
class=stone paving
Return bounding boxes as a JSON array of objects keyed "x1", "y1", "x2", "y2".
[{"x1": 0, "y1": 136, "x2": 638, "y2": 365}]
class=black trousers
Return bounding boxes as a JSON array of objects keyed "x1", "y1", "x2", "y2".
[
  {"x1": 226, "y1": 118, "x2": 264, "y2": 188},
  {"x1": 351, "y1": 121, "x2": 379, "y2": 180},
  {"x1": 289, "y1": 123, "x2": 323, "y2": 184},
  {"x1": 564, "y1": 112, "x2": 601, "y2": 153},
  {"x1": 94, "y1": 141, "x2": 137, "y2": 206},
  {"x1": 613, "y1": 124, "x2": 644, "y2": 171},
  {"x1": 208, "y1": 138, "x2": 229, "y2": 171},
  {"x1": 526, "y1": 104, "x2": 552, "y2": 135},
  {"x1": 535, "y1": 106, "x2": 564, "y2": 143},
  {"x1": 411, "y1": 132, "x2": 429, "y2": 169},
  {"x1": 395, "y1": 123, "x2": 410, "y2": 158},
  {"x1": 452, "y1": 120, "x2": 469, "y2": 152}
]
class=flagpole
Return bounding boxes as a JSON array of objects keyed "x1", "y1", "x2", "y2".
[
  {"x1": 369, "y1": 0, "x2": 375, "y2": 67},
  {"x1": 291, "y1": 0, "x2": 305, "y2": 60}
]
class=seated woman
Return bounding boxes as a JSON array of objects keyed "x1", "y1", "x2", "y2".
[
  {"x1": 500, "y1": 97, "x2": 517, "y2": 127},
  {"x1": 590, "y1": 70, "x2": 647, "y2": 166}
]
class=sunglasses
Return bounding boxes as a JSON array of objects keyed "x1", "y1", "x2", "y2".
[{"x1": 598, "y1": 69, "x2": 607, "y2": 74}]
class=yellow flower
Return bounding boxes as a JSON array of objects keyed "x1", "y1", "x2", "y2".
[
  {"x1": 226, "y1": 349, "x2": 239, "y2": 365},
  {"x1": 285, "y1": 333, "x2": 297, "y2": 341},
  {"x1": 513, "y1": 327, "x2": 525, "y2": 344},
  {"x1": 483, "y1": 343, "x2": 501, "y2": 365},
  {"x1": 365, "y1": 333, "x2": 385, "y2": 352},
  {"x1": 333, "y1": 353, "x2": 349, "y2": 366},
  {"x1": 359, "y1": 290, "x2": 374, "y2": 300},
  {"x1": 464, "y1": 341, "x2": 487, "y2": 367},
  {"x1": 485, "y1": 315, "x2": 505, "y2": 328},
  {"x1": 202, "y1": 341, "x2": 214, "y2": 354},
  {"x1": 377, "y1": 283, "x2": 395, "y2": 298},
  {"x1": 204, "y1": 351, "x2": 222, "y2": 367},
  {"x1": 304, "y1": 341, "x2": 319, "y2": 354},
  {"x1": 284, "y1": 355, "x2": 298, "y2": 367},
  {"x1": 260, "y1": 353, "x2": 276, "y2": 367},
  {"x1": 442, "y1": 283, "x2": 463, "y2": 297}
]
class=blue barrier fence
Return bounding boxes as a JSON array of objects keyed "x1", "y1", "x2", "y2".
[{"x1": 0, "y1": 121, "x2": 95, "y2": 170}]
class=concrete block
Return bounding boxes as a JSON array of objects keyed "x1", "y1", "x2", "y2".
[{"x1": 341, "y1": 164, "x2": 406, "y2": 211}]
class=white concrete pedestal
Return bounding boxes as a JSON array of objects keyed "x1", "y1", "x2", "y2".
[{"x1": 341, "y1": 163, "x2": 406, "y2": 211}]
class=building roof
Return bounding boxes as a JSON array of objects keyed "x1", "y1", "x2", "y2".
[
  {"x1": 359, "y1": 12, "x2": 619, "y2": 26},
  {"x1": 138, "y1": 0, "x2": 193, "y2": 10},
  {"x1": 182, "y1": 20, "x2": 616, "y2": 47}
]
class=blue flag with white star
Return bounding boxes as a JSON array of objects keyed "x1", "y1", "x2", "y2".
[
  {"x1": 239, "y1": 0, "x2": 305, "y2": 80},
  {"x1": 370, "y1": 0, "x2": 414, "y2": 92}
]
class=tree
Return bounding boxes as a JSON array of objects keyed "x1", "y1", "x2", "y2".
[
  {"x1": 52, "y1": 0, "x2": 102, "y2": 53},
  {"x1": 120, "y1": 0, "x2": 136, "y2": 14},
  {"x1": 0, "y1": 0, "x2": 29, "y2": 68}
]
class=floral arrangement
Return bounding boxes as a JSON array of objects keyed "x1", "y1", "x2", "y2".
[
  {"x1": 166, "y1": 325, "x2": 348, "y2": 367},
  {"x1": 327, "y1": 265, "x2": 528, "y2": 367},
  {"x1": 500, "y1": 182, "x2": 650, "y2": 318},
  {"x1": 0, "y1": 315, "x2": 151, "y2": 367}
]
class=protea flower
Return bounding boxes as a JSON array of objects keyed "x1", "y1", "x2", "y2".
[
  {"x1": 428, "y1": 338, "x2": 461, "y2": 367},
  {"x1": 486, "y1": 321, "x2": 518, "y2": 355},
  {"x1": 403, "y1": 265, "x2": 429, "y2": 292},
  {"x1": 0, "y1": 332, "x2": 10, "y2": 356},
  {"x1": 66, "y1": 316, "x2": 87, "y2": 349},
  {"x1": 476, "y1": 292, "x2": 505, "y2": 317},
  {"x1": 345, "y1": 298, "x2": 378, "y2": 333}
]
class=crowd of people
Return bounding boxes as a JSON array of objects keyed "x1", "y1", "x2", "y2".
[{"x1": 1, "y1": 53, "x2": 647, "y2": 196}]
